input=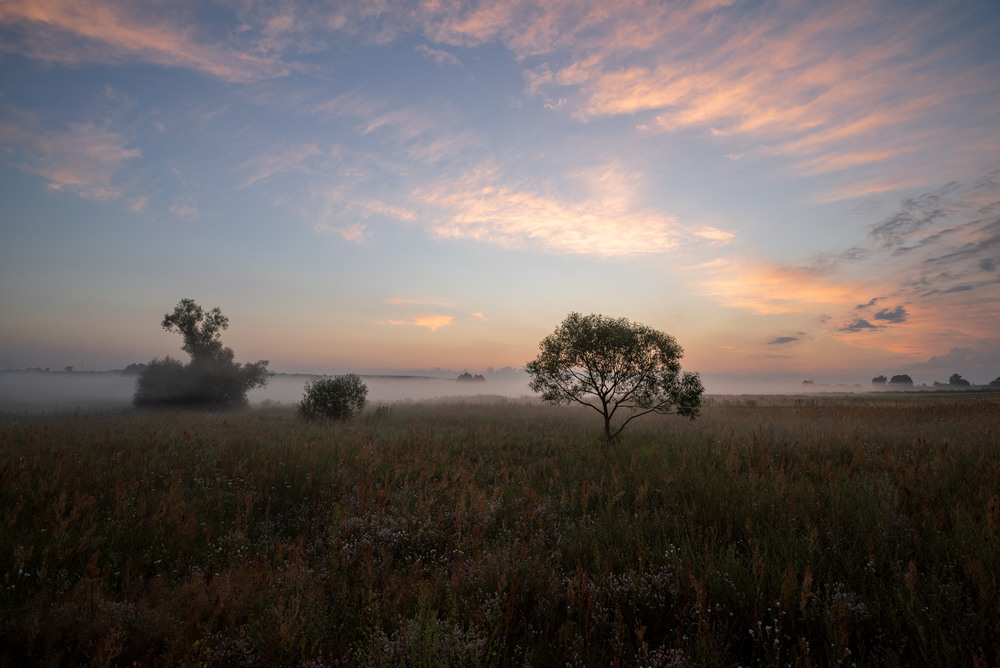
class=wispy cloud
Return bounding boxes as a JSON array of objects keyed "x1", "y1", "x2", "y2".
[
  {"x1": 0, "y1": 0, "x2": 291, "y2": 82},
  {"x1": 415, "y1": 162, "x2": 731, "y2": 256},
  {"x1": 768, "y1": 336, "x2": 801, "y2": 345},
  {"x1": 512, "y1": 0, "x2": 998, "y2": 188},
  {"x1": 312, "y1": 91, "x2": 481, "y2": 164},
  {"x1": 416, "y1": 44, "x2": 460, "y2": 66},
  {"x1": 169, "y1": 198, "x2": 208, "y2": 221},
  {"x1": 697, "y1": 259, "x2": 866, "y2": 315},
  {"x1": 0, "y1": 112, "x2": 140, "y2": 201},
  {"x1": 698, "y1": 171, "x2": 1000, "y2": 357},
  {"x1": 239, "y1": 143, "x2": 325, "y2": 188},
  {"x1": 375, "y1": 315, "x2": 454, "y2": 332},
  {"x1": 314, "y1": 221, "x2": 367, "y2": 243}
]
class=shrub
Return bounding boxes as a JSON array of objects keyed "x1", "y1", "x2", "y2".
[{"x1": 299, "y1": 374, "x2": 368, "y2": 420}]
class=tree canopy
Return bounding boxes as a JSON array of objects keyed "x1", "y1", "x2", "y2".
[
  {"x1": 162, "y1": 298, "x2": 231, "y2": 362},
  {"x1": 526, "y1": 312, "x2": 703, "y2": 444}
]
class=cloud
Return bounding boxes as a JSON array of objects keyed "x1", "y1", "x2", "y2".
[
  {"x1": 0, "y1": 0, "x2": 291, "y2": 82},
  {"x1": 376, "y1": 315, "x2": 453, "y2": 332},
  {"x1": 767, "y1": 336, "x2": 800, "y2": 345},
  {"x1": 413, "y1": 316, "x2": 453, "y2": 332},
  {"x1": 700, "y1": 171, "x2": 1000, "y2": 359},
  {"x1": 314, "y1": 221, "x2": 367, "y2": 242},
  {"x1": 312, "y1": 91, "x2": 481, "y2": 164},
  {"x1": 239, "y1": 143, "x2": 325, "y2": 188},
  {"x1": 416, "y1": 44, "x2": 460, "y2": 66},
  {"x1": 169, "y1": 199, "x2": 207, "y2": 220},
  {"x1": 509, "y1": 0, "x2": 998, "y2": 187},
  {"x1": 415, "y1": 162, "x2": 730, "y2": 256},
  {"x1": 840, "y1": 318, "x2": 879, "y2": 333},
  {"x1": 912, "y1": 346, "x2": 1000, "y2": 381},
  {"x1": 868, "y1": 182, "x2": 962, "y2": 249},
  {"x1": 697, "y1": 259, "x2": 866, "y2": 314},
  {"x1": 873, "y1": 306, "x2": 907, "y2": 323},
  {"x1": 0, "y1": 113, "x2": 141, "y2": 201},
  {"x1": 856, "y1": 297, "x2": 878, "y2": 309}
]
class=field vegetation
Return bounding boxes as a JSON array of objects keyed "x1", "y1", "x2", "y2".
[{"x1": 2, "y1": 393, "x2": 998, "y2": 666}]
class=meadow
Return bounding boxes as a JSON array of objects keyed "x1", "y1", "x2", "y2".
[{"x1": 1, "y1": 393, "x2": 998, "y2": 667}]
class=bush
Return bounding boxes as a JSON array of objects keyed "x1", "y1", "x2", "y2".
[{"x1": 299, "y1": 374, "x2": 368, "y2": 420}]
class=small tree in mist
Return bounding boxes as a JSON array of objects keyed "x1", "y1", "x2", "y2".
[
  {"x1": 526, "y1": 312, "x2": 704, "y2": 445},
  {"x1": 299, "y1": 374, "x2": 368, "y2": 420},
  {"x1": 134, "y1": 299, "x2": 269, "y2": 409}
]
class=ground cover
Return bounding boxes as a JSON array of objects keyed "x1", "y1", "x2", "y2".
[{"x1": 2, "y1": 393, "x2": 998, "y2": 666}]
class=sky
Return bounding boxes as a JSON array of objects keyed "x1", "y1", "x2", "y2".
[{"x1": 1, "y1": 0, "x2": 999, "y2": 389}]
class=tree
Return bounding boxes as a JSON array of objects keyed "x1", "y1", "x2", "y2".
[
  {"x1": 872, "y1": 375, "x2": 888, "y2": 385},
  {"x1": 299, "y1": 374, "x2": 368, "y2": 420},
  {"x1": 162, "y1": 298, "x2": 231, "y2": 362},
  {"x1": 134, "y1": 299, "x2": 269, "y2": 408},
  {"x1": 948, "y1": 373, "x2": 971, "y2": 387},
  {"x1": 889, "y1": 374, "x2": 913, "y2": 386},
  {"x1": 526, "y1": 312, "x2": 703, "y2": 445}
]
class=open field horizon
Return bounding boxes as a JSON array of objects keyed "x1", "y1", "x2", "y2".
[
  {"x1": 3, "y1": 393, "x2": 998, "y2": 665},
  {"x1": 4, "y1": 368, "x2": 995, "y2": 415}
]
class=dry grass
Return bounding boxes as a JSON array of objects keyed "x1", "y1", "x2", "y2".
[{"x1": 2, "y1": 393, "x2": 998, "y2": 666}]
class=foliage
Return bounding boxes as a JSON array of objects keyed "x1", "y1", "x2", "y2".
[
  {"x1": 133, "y1": 299, "x2": 269, "y2": 409},
  {"x1": 1, "y1": 394, "x2": 998, "y2": 666},
  {"x1": 298, "y1": 373, "x2": 368, "y2": 420},
  {"x1": 526, "y1": 312, "x2": 703, "y2": 443},
  {"x1": 948, "y1": 373, "x2": 971, "y2": 387},
  {"x1": 161, "y1": 297, "x2": 231, "y2": 362},
  {"x1": 133, "y1": 356, "x2": 270, "y2": 408},
  {"x1": 872, "y1": 375, "x2": 887, "y2": 384},
  {"x1": 889, "y1": 374, "x2": 914, "y2": 385}
]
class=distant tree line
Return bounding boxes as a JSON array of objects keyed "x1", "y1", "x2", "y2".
[{"x1": 871, "y1": 372, "x2": 1000, "y2": 389}]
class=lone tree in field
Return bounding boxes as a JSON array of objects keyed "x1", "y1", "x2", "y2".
[
  {"x1": 134, "y1": 298, "x2": 269, "y2": 408},
  {"x1": 526, "y1": 312, "x2": 704, "y2": 444}
]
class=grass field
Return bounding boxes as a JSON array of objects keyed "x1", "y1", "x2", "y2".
[{"x1": 2, "y1": 393, "x2": 998, "y2": 666}]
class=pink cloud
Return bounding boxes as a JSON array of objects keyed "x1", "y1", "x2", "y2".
[
  {"x1": 414, "y1": 162, "x2": 730, "y2": 256},
  {"x1": 0, "y1": 0, "x2": 289, "y2": 82},
  {"x1": 0, "y1": 115, "x2": 140, "y2": 201}
]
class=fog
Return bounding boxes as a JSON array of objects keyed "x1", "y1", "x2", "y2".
[
  {"x1": 0, "y1": 371, "x2": 538, "y2": 414},
  {"x1": 0, "y1": 370, "x2": 879, "y2": 414},
  {"x1": 248, "y1": 374, "x2": 537, "y2": 406}
]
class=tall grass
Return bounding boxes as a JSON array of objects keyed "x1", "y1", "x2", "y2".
[{"x1": 1, "y1": 394, "x2": 998, "y2": 666}]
